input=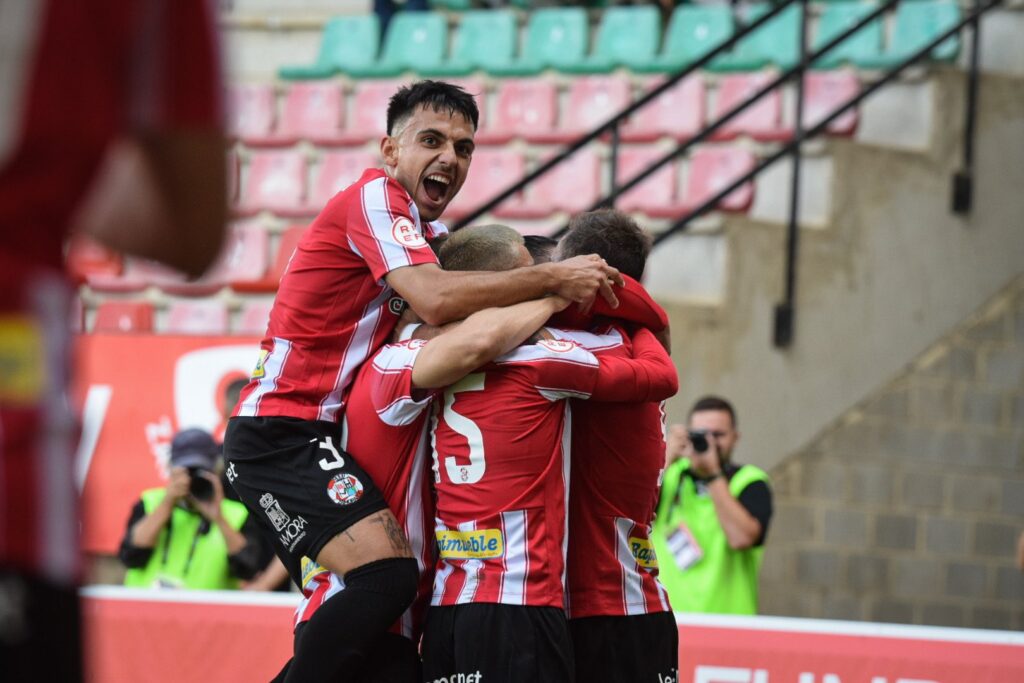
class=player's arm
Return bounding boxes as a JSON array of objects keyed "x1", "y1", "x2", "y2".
[
  {"x1": 386, "y1": 256, "x2": 622, "y2": 327},
  {"x1": 411, "y1": 296, "x2": 571, "y2": 389},
  {"x1": 590, "y1": 328, "x2": 679, "y2": 402}
]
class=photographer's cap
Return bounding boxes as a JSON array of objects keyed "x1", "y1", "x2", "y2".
[{"x1": 169, "y1": 428, "x2": 219, "y2": 470}]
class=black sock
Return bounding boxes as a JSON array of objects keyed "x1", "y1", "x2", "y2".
[{"x1": 283, "y1": 557, "x2": 418, "y2": 683}]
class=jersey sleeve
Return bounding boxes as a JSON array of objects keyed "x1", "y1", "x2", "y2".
[
  {"x1": 495, "y1": 340, "x2": 601, "y2": 401},
  {"x1": 590, "y1": 328, "x2": 678, "y2": 402},
  {"x1": 129, "y1": 0, "x2": 223, "y2": 130},
  {"x1": 368, "y1": 341, "x2": 437, "y2": 426},
  {"x1": 549, "y1": 275, "x2": 668, "y2": 332},
  {"x1": 347, "y1": 176, "x2": 441, "y2": 283}
]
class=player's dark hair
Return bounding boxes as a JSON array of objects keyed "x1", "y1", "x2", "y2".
[
  {"x1": 440, "y1": 225, "x2": 524, "y2": 272},
  {"x1": 523, "y1": 235, "x2": 558, "y2": 265},
  {"x1": 558, "y1": 209, "x2": 652, "y2": 281},
  {"x1": 689, "y1": 395, "x2": 738, "y2": 429},
  {"x1": 387, "y1": 80, "x2": 480, "y2": 135}
]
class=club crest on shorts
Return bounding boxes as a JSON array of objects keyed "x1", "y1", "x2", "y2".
[
  {"x1": 391, "y1": 217, "x2": 427, "y2": 249},
  {"x1": 327, "y1": 473, "x2": 364, "y2": 506}
]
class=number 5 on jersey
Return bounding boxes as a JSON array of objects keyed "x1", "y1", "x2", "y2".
[{"x1": 434, "y1": 373, "x2": 486, "y2": 485}]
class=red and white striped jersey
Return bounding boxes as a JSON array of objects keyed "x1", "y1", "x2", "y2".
[
  {"x1": 235, "y1": 168, "x2": 447, "y2": 423},
  {"x1": 294, "y1": 340, "x2": 438, "y2": 640},
  {"x1": 555, "y1": 326, "x2": 673, "y2": 618},
  {"x1": 0, "y1": 0, "x2": 221, "y2": 584}
]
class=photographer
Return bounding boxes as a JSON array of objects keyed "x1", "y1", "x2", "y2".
[
  {"x1": 651, "y1": 396, "x2": 773, "y2": 615},
  {"x1": 120, "y1": 429, "x2": 263, "y2": 590}
]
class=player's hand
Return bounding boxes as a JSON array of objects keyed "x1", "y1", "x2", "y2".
[
  {"x1": 550, "y1": 255, "x2": 623, "y2": 311},
  {"x1": 191, "y1": 471, "x2": 225, "y2": 522},
  {"x1": 165, "y1": 467, "x2": 191, "y2": 503}
]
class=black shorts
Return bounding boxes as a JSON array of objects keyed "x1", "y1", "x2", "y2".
[
  {"x1": 280, "y1": 625, "x2": 422, "y2": 683},
  {"x1": 569, "y1": 611, "x2": 679, "y2": 683},
  {"x1": 421, "y1": 603, "x2": 573, "y2": 683},
  {"x1": 224, "y1": 417, "x2": 388, "y2": 582},
  {"x1": 0, "y1": 569, "x2": 82, "y2": 682}
]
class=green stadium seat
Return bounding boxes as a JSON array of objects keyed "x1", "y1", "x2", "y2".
[
  {"x1": 347, "y1": 11, "x2": 448, "y2": 78},
  {"x1": 278, "y1": 15, "x2": 380, "y2": 80},
  {"x1": 429, "y1": 0, "x2": 472, "y2": 9},
  {"x1": 858, "y1": 1, "x2": 961, "y2": 69},
  {"x1": 420, "y1": 10, "x2": 517, "y2": 77},
  {"x1": 562, "y1": 6, "x2": 662, "y2": 74},
  {"x1": 633, "y1": 6, "x2": 733, "y2": 74},
  {"x1": 812, "y1": 2, "x2": 883, "y2": 70},
  {"x1": 711, "y1": 3, "x2": 803, "y2": 72},
  {"x1": 489, "y1": 8, "x2": 589, "y2": 76}
]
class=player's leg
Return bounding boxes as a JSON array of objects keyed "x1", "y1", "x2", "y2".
[{"x1": 569, "y1": 612, "x2": 679, "y2": 683}]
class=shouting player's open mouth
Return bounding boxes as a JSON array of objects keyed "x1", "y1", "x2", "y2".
[{"x1": 420, "y1": 171, "x2": 453, "y2": 213}]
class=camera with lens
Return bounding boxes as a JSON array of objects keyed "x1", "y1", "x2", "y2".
[
  {"x1": 688, "y1": 430, "x2": 710, "y2": 454},
  {"x1": 187, "y1": 467, "x2": 215, "y2": 502}
]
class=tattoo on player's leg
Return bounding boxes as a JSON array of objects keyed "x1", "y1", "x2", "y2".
[{"x1": 373, "y1": 512, "x2": 413, "y2": 556}]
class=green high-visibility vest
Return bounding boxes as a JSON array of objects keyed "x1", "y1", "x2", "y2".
[
  {"x1": 123, "y1": 488, "x2": 249, "y2": 590},
  {"x1": 651, "y1": 458, "x2": 769, "y2": 615}
]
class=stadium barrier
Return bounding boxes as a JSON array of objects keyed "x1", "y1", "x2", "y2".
[{"x1": 82, "y1": 586, "x2": 1024, "y2": 683}]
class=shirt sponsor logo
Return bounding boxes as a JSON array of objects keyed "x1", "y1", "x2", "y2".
[
  {"x1": 436, "y1": 529, "x2": 504, "y2": 560},
  {"x1": 300, "y1": 556, "x2": 327, "y2": 587},
  {"x1": 630, "y1": 537, "x2": 659, "y2": 569},
  {"x1": 391, "y1": 217, "x2": 427, "y2": 249},
  {"x1": 0, "y1": 316, "x2": 44, "y2": 404},
  {"x1": 251, "y1": 349, "x2": 269, "y2": 379},
  {"x1": 537, "y1": 339, "x2": 576, "y2": 353},
  {"x1": 327, "y1": 473, "x2": 364, "y2": 506}
]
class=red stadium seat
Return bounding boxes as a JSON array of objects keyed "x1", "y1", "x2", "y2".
[
  {"x1": 232, "y1": 224, "x2": 306, "y2": 293},
  {"x1": 253, "y1": 82, "x2": 346, "y2": 146},
  {"x1": 335, "y1": 80, "x2": 405, "y2": 146},
  {"x1": 441, "y1": 77, "x2": 488, "y2": 132},
  {"x1": 530, "y1": 76, "x2": 631, "y2": 144},
  {"x1": 310, "y1": 150, "x2": 379, "y2": 209},
  {"x1": 66, "y1": 235, "x2": 122, "y2": 284},
  {"x1": 622, "y1": 76, "x2": 705, "y2": 143},
  {"x1": 237, "y1": 299, "x2": 274, "y2": 336},
  {"x1": 227, "y1": 84, "x2": 276, "y2": 143},
  {"x1": 443, "y1": 148, "x2": 526, "y2": 221},
  {"x1": 682, "y1": 147, "x2": 757, "y2": 213},
  {"x1": 159, "y1": 220, "x2": 269, "y2": 295},
  {"x1": 802, "y1": 71, "x2": 859, "y2": 137},
  {"x1": 710, "y1": 74, "x2": 784, "y2": 141},
  {"x1": 476, "y1": 79, "x2": 557, "y2": 145},
  {"x1": 236, "y1": 150, "x2": 308, "y2": 217},
  {"x1": 165, "y1": 300, "x2": 230, "y2": 335},
  {"x1": 504, "y1": 148, "x2": 601, "y2": 218},
  {"x1": 615, "y1": 147, "x2": 679, "y2": 217},
  {"x1": 86, "y1": 258, "x2": 180, "y2": 294},
  {"x1": 93, "y1": 301, "x2": 155, "y2": 333}
]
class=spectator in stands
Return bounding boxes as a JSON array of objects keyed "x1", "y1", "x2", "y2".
[
  {"x1": 651, "y1": 396, "x2": 773, "y2": 615},
  {"x1": 524, "y1": 234, "x2": 559, "y2": 264},
  {"x1": 120, "y1": 429, "x2": 264, "y2": 590}
]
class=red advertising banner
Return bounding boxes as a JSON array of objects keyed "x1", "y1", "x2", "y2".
[
  {"x1": 75, "y1": 334, "x2": 259, "y2": 553},
  {"x1": 81, "y1": 589, "x2": 1024, "y2": 683}
]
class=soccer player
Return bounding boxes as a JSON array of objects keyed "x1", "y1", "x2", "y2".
[
  {"x1": 555, "y1": 210, "x2": 680, "y2": 683},
  {"x1": 0, "y1": 1, "x2": 225, "y2": 679},
  {"x1": 420, "y1": 226, "x2": 678, "y2": 683},
  {"x1": 223, "y1": 81, "x2": 622, "y2": 682}
]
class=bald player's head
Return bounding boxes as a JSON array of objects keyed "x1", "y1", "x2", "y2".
[{"x1": 438, "y1": 224, "x2": 532, "y2": 272}]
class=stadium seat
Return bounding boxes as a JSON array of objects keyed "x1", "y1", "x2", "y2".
[
  {"x1": 813, "y1": 2, "x2": 883, "y2": 70},
  {"x1": 237, "y1": 299, "x2": 275, "y2": 336},
  {"x1": 443, "y1": 148, "x2": 527, "y2": 221},
  {"x1": 86, "y1": 259, "x2": 178, "y2": 294},
  {"x1": 529, "y1": 76, "x2": 632, "y2": 144},
  {"x1": 439, "y1": 77, "x2": 487, "y2": 130},
  {"x1": 66, "y1": 236, "x2": 122, "y2": 284},
  {"x1": 489, "y1": 8, "x2": 589, "y2": 76},
  {"x1": 634, "y1": 6, "x2": 733, "y2": 73},
  {"x1": 165, "y1": 301, "x2": 230, "y2": 335},
  {"x1": 420, "y1": 10, "x2": 517, "y2": 77},
  {"x1": 475, "y1": 79, "x2": 557, "y2": 145},
  {"x1": 615, "y1": 147, "x2": 680, "y2": 217},
  {"x1": 429, "y1": 0, "x2": 472, "y2": 9},
  {"x1": 310, "y1": 150, "x2": 379, "y2": 209},
  {"x1": 251, "y1": 83, "x2": 345, "y2": 146},
  {"x1": 347, "y1": 12, "x2": 447, "y2": 78},
  {"x1": 563, "y1": 6, "x2": 662, "y2": 74},
  {"x1": 711, "y1": 4, "x2": 802, "y2": 72},
  {"x1": 227, "y1": 84, "x2": 276, "y2": 143},
  {"x1": 859, "y1": 1, "x2": 961, "y2": 69},
  {"x1": 93, "y1": 301, "x2": 155, "y2": 333},
  {"x1": 503, "y1": 149, "x2": 601, "y2": 218},
  {"x1": 335, "y1": 80, "x2": 406, "y2": 146},
  {"x1": 233, "y1": 224, "x2": 306, "y2": 293},
  {"x1": 236, "y1": 150, "x2": 308, "y2": 216},
  {"x1": 682, "y1": 147, "x2": 756, "y2": 213},
  {"x1": 622, "y1": 76, "x2": 705, "y2": 143},
  {"x1": 710, "y1": 73, "x2": 784, "y2": 141},
  {"x1": 802, "y1": 71, "x2": 860, "y2": 136},
  {"x1": 278, "y1": 15, "x2": 380, "y2": 80}
]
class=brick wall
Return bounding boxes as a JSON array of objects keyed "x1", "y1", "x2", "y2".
[{"x1": 760, "y1": 274, "x2": 1024, "y2": 629}]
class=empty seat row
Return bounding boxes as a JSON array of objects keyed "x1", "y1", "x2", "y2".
[
  {"x1": 279, "y1": 2, "x2": 961, "y2": 80},
  {"x1": 88, "y1": 299, "x2": 273, "y2": 336},
  {"x1": 230, "y1": 72, "x2": 860, "y2": 149}
]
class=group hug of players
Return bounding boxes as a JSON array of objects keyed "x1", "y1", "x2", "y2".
[{"x1": 222, "y1": 81, "x2": 681, "y2": 683}]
